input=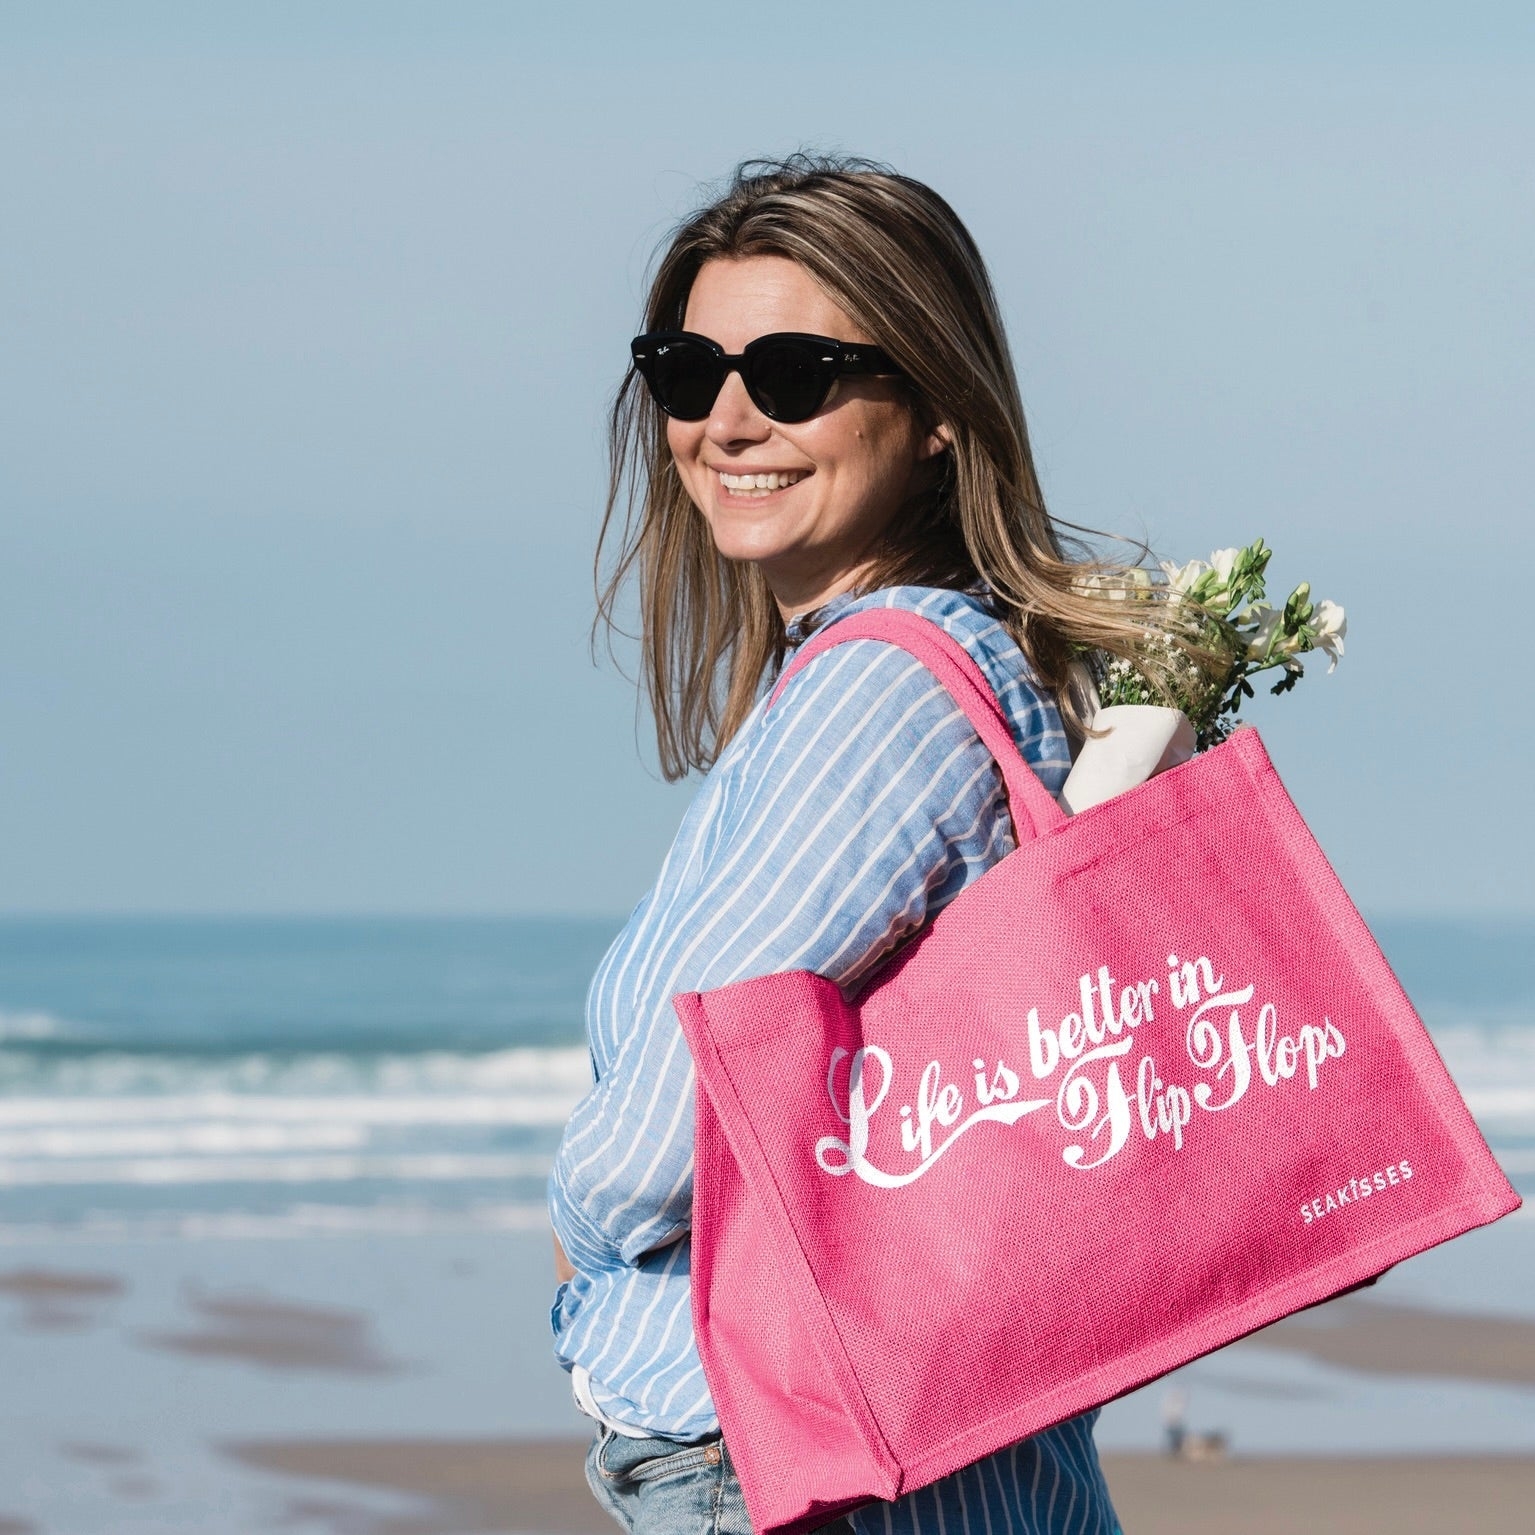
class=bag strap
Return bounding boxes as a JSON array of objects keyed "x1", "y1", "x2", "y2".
[{"x1": 765, "y1": 606, "x2": 1068, "y2": 844}]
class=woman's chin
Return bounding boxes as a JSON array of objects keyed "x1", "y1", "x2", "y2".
[{"x1": 705, "y1": 523, "x2": 800, "y2": 569}]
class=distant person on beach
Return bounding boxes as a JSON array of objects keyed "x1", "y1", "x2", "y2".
[{"x1": 547, "y1": 154, "x2": 1173, "y2": 1534}]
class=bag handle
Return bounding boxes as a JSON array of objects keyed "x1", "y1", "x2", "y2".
[{"x1": 765, "y1": 607, "x2": 1068, "y2": 844}]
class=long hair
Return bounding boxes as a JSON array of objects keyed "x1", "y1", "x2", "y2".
[{"x1": 595, "y1": 153, "x2": 1207, "y2": 781}]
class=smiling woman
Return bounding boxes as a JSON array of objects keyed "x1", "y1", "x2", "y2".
[
  {"x1": 657, "y1": 256, "x2": 949, "y2": 614},
  {"x1": 546, "y1": 153, "x2": 1193, "y2": 1535}
]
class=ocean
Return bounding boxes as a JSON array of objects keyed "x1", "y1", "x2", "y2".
[
  {"x1": 1, "y1": 913, "x2": 1530, "y2": 1241},
  {"x1": 0, "y1": 916, "x2": 607, "y2": 1242}
]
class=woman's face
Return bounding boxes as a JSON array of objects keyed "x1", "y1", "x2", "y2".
[{"x1": 667, "y1": 255, "x2": 948, "y2": 619}]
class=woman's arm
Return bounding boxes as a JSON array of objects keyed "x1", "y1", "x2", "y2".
[
  {"x1": 548, "y1": 634, "x2": 1024, "y2": 1272},
  {"x1": 552, "y1": 1231, "x2": 576, "y2": 1283}
]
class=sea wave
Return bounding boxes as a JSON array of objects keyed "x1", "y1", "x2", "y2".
[
  {"x1": 0, "y1": 1022, "x2": 1526, "y2": 1229},
  {"x1": 1461, "y1": 1089, "x2": 1535, "y2": 1125},
  {"x1": 1433, "y1": 1025, "x2": 1535, "y2": 1079},
  {"x1": 0, "y1": 1009, "x2": 76, "y2": 1042},
  {"x1": 1434, "y1": 1027, "x2": 1535, "y2": 1134},
  {"x1": 0, "y1": 1122, "x2": 369, "y2": 1157},
  {"x1": 0, "y1": 1199, "x2": 559, "y2": 1243},
  {"x1": 0, "y1": 1151, "x2": 554, "y2": 1186},
  {"x1": 0, "y1": 1091, "x2": 584, "y2": 1129},
  {"x1": 0, "y1": 1043, "x2": 592, "y2": 1098},
  {"x1": 0, "y1": 1043, "x2": 587, "y2": 1207}
]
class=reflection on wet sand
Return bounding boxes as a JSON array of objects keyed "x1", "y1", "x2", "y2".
[
  {"x1": 139, "y1": 1287, "x2": 403, "y2": 1374},
  {"x1": 222, "y1": 1294, "x2": 1535, "y2": 1535},
  {"x1": 1241, "y1": 1296, "x2": 1535, "y2": 1385},
  {"x1": 0, "y1": 1267, "x2": 124, "y2": 1332},
  {"x1": 59, "y1": 1443, "x2": 143, "y2": 1466}
]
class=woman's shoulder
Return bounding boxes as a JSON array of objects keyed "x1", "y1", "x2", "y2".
[
  {"x1": 821, "y1": 583, "x2": 1027, "y2": 668},
  {"x1": 767, "y1": 583, "x2": 1070, "y2": 785}
]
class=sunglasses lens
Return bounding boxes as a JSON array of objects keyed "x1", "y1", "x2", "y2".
[
  {"x1": 747, "y1": 340, "x2": 833, "y2": 422},
  {"x1": 647, "y1": 340, "x2": 722, "y2": 420}
]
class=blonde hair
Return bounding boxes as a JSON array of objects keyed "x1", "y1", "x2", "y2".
[{"x1": 595, "y1": 153, "x2": 1200, "y2": 781}]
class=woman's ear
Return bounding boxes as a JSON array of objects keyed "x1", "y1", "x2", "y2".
[{"x1": 919, "y1": 420, "x2": 953, "y2": 461}]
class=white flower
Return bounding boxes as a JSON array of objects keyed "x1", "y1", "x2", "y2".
[
  {"x1": 1312, "y1": 600, "x2": 1347, "y2": 671},
  {"x1": 1159, "y1": 558, "x2": 1210, "y2": 595},
  {"x1": 1243, "y1": 604, "x2": 1283, "y2": 660},
  {"x1": 1075, "y1": 569, "x2": 1151, "y2": 601},
  {"x1": 1209, "y1": 547, "x2": 1241, "y2": 589},
  {"x1": 1108, "y1": 569, "x2": 1152, "y2": 601}
]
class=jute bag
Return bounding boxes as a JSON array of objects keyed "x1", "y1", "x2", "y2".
[{"x1": 672, "y1": 608, "x2": 1518, "y2": 1535}]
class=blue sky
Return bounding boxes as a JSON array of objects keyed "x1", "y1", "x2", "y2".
[{"x1": 2, "y1": 5, "x2": 1531, "y2": 916}]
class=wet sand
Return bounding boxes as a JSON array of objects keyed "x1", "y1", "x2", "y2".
[
  {"x1": 15, "y1": 1258, "x2": 1531, "y2": 1388},
  {"x1": 12, "y1": 1229, "x2": 1534, "y2": 1532},
  {"x1": 1103, "y1": 1453, "x2": 1535, "y2": 1533},
  {"x1": 226, "y1": 1436, "x2": 608, "y2": 1534},
  {"x1": 0, "y1": 1265, "x2": 125, "y2": 1332},
  {"x1": 139, "y1": 1288, "x2": 404, "y2": 1374},
  {"x1": 1240, "y1": 1295, "x2": 1535, "y2": 1386},
  {"x1": 0, "y1": 1262, "x2": 405, "y2": 1373},
  {"x1": 226, "y1": 1437, "x2": 1535, "y2": 1535},
  {"x1": 222, "y1": 1292, "x2": 1535, "y2": 1532}
]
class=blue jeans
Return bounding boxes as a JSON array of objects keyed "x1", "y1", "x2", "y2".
[
  {"x1": 583, "y1": 1423, "x2": 1118, "y2": 1535},
  {"x1": 584, "y1": 1426, "x2": 754, "y2": 1535}
]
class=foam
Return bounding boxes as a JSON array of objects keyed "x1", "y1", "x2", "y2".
[
  {"x1": 0, "y1": 1091, "x2": 585, "y2": 1128},
  {"x1": 0, "y1": 1009, "x2": 73, "y2": 1042},
  {"x1": 0, "y1": 1122, "x2": 369, "y2": 1157},
  {"x1": 0, "y1": 1199, "x2": 557, "y2": 1243},
  {"x1": 0, "y1": 1151, "x2": 554, "y2": 1186},
  {"x1": 0, "y1": 1044, "x2": 593, "y2": 1098}
]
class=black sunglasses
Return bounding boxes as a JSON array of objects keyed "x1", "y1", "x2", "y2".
[{"x1": 629, "y1": 330, "x2": 905, "y2": 423}]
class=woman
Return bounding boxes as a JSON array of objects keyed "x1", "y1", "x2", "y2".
[{"x1": 549, "y1": 154, "x2": 1154, "y2": 1535}]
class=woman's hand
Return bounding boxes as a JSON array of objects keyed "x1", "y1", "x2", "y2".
[{"x1": 553, "y1": 1231, "x2": 577, "y2": 1284}]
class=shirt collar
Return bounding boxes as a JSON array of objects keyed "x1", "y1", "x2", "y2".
[{"x1": 783, "y1": 588, "x2": 864, "y2": 648}]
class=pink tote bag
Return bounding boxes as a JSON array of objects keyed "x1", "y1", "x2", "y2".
[{"x1": 672, "y1": 608, "x2": 1519, "y2": 1535}]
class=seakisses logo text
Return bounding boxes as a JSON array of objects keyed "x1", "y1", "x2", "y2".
[
  {"x1": 815, "y1": 951, "x2": 1346, "y2": 1188},
  {"x1": 1302, "y1": 1161, "x2": 1413, "y2": 1225}
]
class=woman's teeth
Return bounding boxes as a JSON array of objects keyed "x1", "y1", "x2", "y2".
[{"x1": 718, "y1": 470, "x2": 805, "y2": 495}]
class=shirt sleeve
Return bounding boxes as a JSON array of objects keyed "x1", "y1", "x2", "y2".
[{"x1": 547, "y1": 636, "x2": 1024, "y2": 1271}]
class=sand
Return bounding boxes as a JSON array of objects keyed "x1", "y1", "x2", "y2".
[
  {"x1": 1100, "y1": 1454, "x2": 1535, "y2": 1534},
  {"x1": 139, "y1": 1288, "x2": 404, "y2": 1374},
  {"x1": 226, "y1": 1437, "x2": 1535, "y2": 1535},
  {"x1": 13, "y1": 1235, "x2": 1534, "y2": 1533},
  {"x1": 0, "y1": 1264, "x2": 125, "y2": 1332},
  {"x1": 1239, "y1": 1295, "x2": 1535, "y2": 1386},
  {"x1": 221, "y1": 1293, "x2": 1535, "y2": 1533},
  {"x1": 226, "y1": 1436, "x2": 608, "y2": 1535}
]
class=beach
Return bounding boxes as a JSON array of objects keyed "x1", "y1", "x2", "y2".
[
  {"x1": 3, "y1": 1219, "x2": 1534, "y2": 1533},
  {"x1": 2, "y1": 915, "x2": 1532, "y2": 1532},
  {"x1": 214, "y1": 1441, "x2": 1535, "y2": 1535}
]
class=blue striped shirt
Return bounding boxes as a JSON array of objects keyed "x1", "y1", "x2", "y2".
[{"x1": 549, "y1": 584, "x2": 1121, "y2": 1534}]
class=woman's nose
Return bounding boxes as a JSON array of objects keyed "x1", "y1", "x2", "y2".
[{"x1": 704, "y1": 370, "x2": 770, "y2": 446}]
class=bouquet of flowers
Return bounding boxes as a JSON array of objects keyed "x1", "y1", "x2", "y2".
[{"x1": 1061, "y1": 539, "x2": 1346, "y2": 814}]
